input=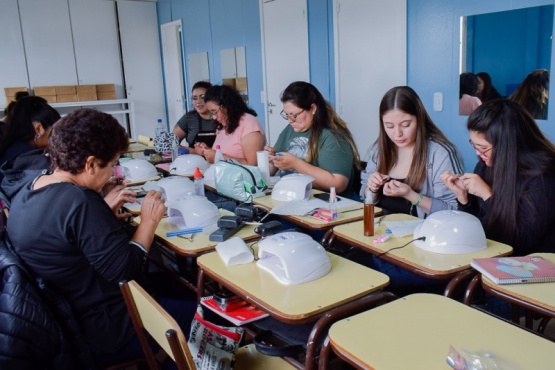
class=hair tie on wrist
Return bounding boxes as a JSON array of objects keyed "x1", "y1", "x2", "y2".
[{"x1": 409, "y1": 193, "x2": 423, "y2": 214}]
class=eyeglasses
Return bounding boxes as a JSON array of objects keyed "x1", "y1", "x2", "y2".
[
  {"x1": 280, "y1": 109, "x2": 304, "y2": 121},
  {"x1": 192, "y1": 95, "x2": 205, "y2": 101},
  {"x1": 468, "y1": 139, "x2": 492, "y2": 156},
  {"x1": 209, "y1": 106, "x2": 222, "y2": 117}
]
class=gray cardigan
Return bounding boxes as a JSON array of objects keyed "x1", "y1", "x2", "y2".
[{"x1": 360, "y1": 140, "x2": 464, "y2": 218}]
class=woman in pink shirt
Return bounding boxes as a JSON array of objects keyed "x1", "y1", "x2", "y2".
[{"x1": 194, "y1": 84, "x2": 265, "y2": 165}]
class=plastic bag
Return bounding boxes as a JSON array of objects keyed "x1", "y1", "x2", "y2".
[{"x1": 188, "y1": 306, "x2": 244, "y2": 370}]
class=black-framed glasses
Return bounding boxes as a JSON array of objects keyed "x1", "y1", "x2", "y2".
[
  {"x1": 280, "y1": 109, "x2": 304, "y2": 121},
  {"x1": 209, "y1": 106, "x2": 222, "y2": 117},
  {"x1": 468, "y1": 139, "x2": 492, "y2": 156}
]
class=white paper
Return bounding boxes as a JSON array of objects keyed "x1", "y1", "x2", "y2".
[
  {"x1": 383, "y1": 220, "x2": 424, "y2": 237},
  {"x1": 257, "y1": 151, "x2": 271, "y2": 185}
]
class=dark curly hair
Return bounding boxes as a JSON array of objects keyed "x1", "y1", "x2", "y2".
[
  {"x1": 203, "y1": 84, "x2": 257, "y2": 134},
  {"x1": 48, "y1": 109, "x2": 129, "y2": 174}
]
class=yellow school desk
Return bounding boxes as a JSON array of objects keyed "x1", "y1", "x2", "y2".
[
  {"x1": 324, "y1": 293, "x2": 555, "y2": 370},
  {"x1": 252, "y1": 192, "x2": 378, "y2": 231},
  {"x1": 479, "y1": 253, "x2": 555, "y2": 329},
  {"x1": 134, "y1": 210, "x2": 258, "y2": 258},
  {"x1": 332, "y1": 213, "x2": 512, "y2": 280},
  {"x1": 196, "y1": 251, "x2": 389, "y2": 324}
]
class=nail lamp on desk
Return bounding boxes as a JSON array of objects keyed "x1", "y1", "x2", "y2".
[
  {"x1": 169, "y1": 154, "x2": 210, "y2": 176},
  {"x1": 167, "y1": 196, "x2": 219, "y2": 228},
  {"x1": 120, "y1": 159, "x2": 158, "y2": 182},
  {"x1": 413, "y1": 210, "x2": 487, "y2": 254},
  {"x1": 143, "y1": 177, "x2": 194, "y2": 204},
  {"x1": 271, "y1": 174, "x2": 314, "y2": 202},
  {"x1": 257, "y1": 231, "x2": 331, "y2": 285}
]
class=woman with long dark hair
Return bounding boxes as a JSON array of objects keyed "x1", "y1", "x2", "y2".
[
  {"x1": 509, "y1": 69, "x2": 549, "y2": 120},
  {"x1": 442, "y1": 99, "x2": 555, "y2": 254},
  {"x1": 363, "y1": 86, "x2": 463, "y2": 217},
  {"x1": 265, "y1": 81, "x2": 361, "y2": 196}
]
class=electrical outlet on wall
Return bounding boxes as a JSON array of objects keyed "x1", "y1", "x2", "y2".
[{"x1": 433, "y1": 92, "x2": 443, "y2": 112}]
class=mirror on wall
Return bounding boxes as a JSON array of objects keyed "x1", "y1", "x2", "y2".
[
  {"x1": 459, "y1": 5, "x2": 553, "y2": 119},
  {"x1": 187, "y1": 52, "x2": 210, "y2": 109},
  {"x1": 220, "y1": 46, "x2": 248, "y2": 104}
]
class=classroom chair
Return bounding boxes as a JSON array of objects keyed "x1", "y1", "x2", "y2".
[{"x1": 119, "y1": 280, "x2": 295, "y2": 370}]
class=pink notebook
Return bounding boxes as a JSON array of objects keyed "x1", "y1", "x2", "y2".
[{"x1": 471, "y1": 256, "x2": 555, "y2": 285}]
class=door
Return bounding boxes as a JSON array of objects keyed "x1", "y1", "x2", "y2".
[
  {"x1": 334, "y1": 0, "x2": 406, "y2": 158},
  {"x1": 161, "y1": 20, "x2": 186, "y2": 130},
  {"x1": 260, "y1": 0, "x2": 309, "y2": 145},
  {"x1": 117, "y1": 0, "x2": 166, "y2": 139}
]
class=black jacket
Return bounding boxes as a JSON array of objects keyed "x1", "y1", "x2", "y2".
[
  {"x1": 0, "y1": 241, "x2": 96, "y2": 369},
  {"x1": 0, "y1": 148, "x2": 51, "y2": 201}
]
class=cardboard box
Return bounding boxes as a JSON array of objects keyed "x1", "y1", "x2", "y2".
[
  {"x1": 77, "y1": 92, "x2": 97, "y2": 101},
  {"x1": 41, "y1": 95, "x2": 57, "y2": 103},
  {"x1": 96, "y1": 84, "x2": 116, "y2": 93},
  {"x1": 222, "y1": 78, "x2": 236, "y2": 89},
  {"x1": 34, "y1": 86, "x2": 57, "y2": 96},
  {"x1": 77, "y1": 85, "x2": 97, "y2": 94},
  {"x1": 4, "y1": 87, "x2": 28, "y2": 97},
  {"x1": 235, "y1": 77, "x2": 248, "y2": 92},
  {"x1": 55, "y1": 85, "x2": 76, "y2": 95},
  {"x1": 97, "y1": 91, "x2": 116, "y2": 100},
  {"x1": 56, "y1": 94, "x2": 78, "y2": 103}
]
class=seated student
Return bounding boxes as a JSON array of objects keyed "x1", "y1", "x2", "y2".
[
  {"x1": 441, "y1": 100, "x2": 555, "y2": 256},
  {"x1": 459, "y1": 72, "x2": 482, "y2": 115},
  {"x1": 509, "y1": 69, "x2": 549, "y2": 120},
  {"x1": 476, "y1": 72, "x2": 502, "y2": 103},
  {"x1": 7, "y1": 109, "x2": 196, "y2": 367},
  {"x1": 194, "y1": 84, "x2": 265, "y2": 165},
  {"x1": 361, "y1": 86, "x2": 463, "y2": 218},
  {"x1": 0, "y1": 96, "x2": 59, "y2": 171},
  {"x1": 264, "y1": 81, "x2": 360, "y2": 198},
  {"x1": 172, "y1": 81, "x2": 217, "y2": 153}
]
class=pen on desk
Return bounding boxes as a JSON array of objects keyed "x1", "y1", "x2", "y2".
[
  {"x1": 166, "y1": 227, "x2": 203, "y2": 237},
  {"x1": 339, "y1": 208, "x2": 363, "y2": 214}
]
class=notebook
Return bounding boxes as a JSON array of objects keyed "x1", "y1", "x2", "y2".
[
  {"x1": 200, "y1": 296, "x2": 268, "y2": 326},
  {"x1": 471, "y1": 256, "x2": 555, "y2": 285}
]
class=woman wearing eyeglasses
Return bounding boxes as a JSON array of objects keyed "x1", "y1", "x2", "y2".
[
  {"x1": 362, "y1": 86, "x2": 464, "y2": 218},
  {"x1": 194, "y1": 84, "x2": 265, "y2": 165},
  {"x1": 172, "y1": 81, "x2": 217, "y2": 153},
  {"x1": 264, "y1": 81, "x2": 360, "y2": 197},
  {"x1": 441, "y1": 100, "x2": 555, "y2": 255}
]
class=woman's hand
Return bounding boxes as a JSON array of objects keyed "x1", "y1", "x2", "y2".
[
  {"x1": 140, "y1": 190, "x2": 166, "y2": 225},
  {"x1": 365, "y1": 172, "x2": 391, "y2": 193},
  {"x1": 103, "y1": 184, "x2": 137, "y2": 218},
  {"x1": 441, "y1": 171, "x2": 469, "y2": 204},
  {"x1": 459, "y1": 173, "x2": 492, "y2": 201},
  {"x1": 383, "y1": 180, "x2": 411, "y2": 197},
  {"x1": 194, "y1": 142, "x2": 209, "y2": 156},
  {"x1": 264, "y1": 145, "x2": 277, "y2": 156},
  {"x1": 270, "y1": 152, "x2": 299, "y2": 171}
]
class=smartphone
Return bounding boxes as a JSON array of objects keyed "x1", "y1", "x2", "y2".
[
  {"x1": 313, "y1": 192, "x2": 341, "y2": 202},
  {"x1": 135, "y1": 190, "x2": 148, "y2": 198}
]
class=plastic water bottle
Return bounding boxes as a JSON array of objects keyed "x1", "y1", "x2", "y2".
[
  {"x1": 214, "y1": 144, "x2": 224, "y2": 163},
  {"x1": 329, "y1": 186, "x2": 338, "y2": 220},
  {"x1": 155, "y1": 118, "x2": 166, "y2": 137},
  {"x1": 194, "y1": 167, "x2": 205, "y2": 197}
]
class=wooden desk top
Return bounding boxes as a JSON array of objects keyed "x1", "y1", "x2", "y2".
[
  {"x1": 482, "y1": 253, "x2": 555, "y2": 317},
  {"x1": 329, "y1": 293, "x2": 555, "y2": 369},
  {"x1": 252, "y1": 192, "x2": 379, "y2": 231},
  {"x1": 196, "y1": 252, "x2": 389, "y2": 323},
  {"x1": 333, "y1": 214, "x2": 513, "y2": 278},
  {"x1": 134, "y1": 210, "x2": 259, "y2": 257}
]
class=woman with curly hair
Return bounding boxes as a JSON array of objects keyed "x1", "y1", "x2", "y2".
[
  {"x1": 7, "y1": 109, "x2": 196, "y2": 367},
  {"x1": 194, "y1": 84, "x2": 265, "y2": 165}
]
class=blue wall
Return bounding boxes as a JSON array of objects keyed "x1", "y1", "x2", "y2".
[
  {"x1": 156, "y1": 0, "x2": 335, "y2": 129},
  {"x1": 407, "y1": 0, "x2": 555, "y2": 172},
  {"x1": 158, "y1": 0, "x2": 555, "y2": 173}
]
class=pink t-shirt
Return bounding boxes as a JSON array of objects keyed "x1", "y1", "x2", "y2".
[
  {"x1": 213, "y1": 113, "x2": 264, "y2": 160},
  {"x1": 459, "y1": 94, "x2": 482, "y2": 115}
]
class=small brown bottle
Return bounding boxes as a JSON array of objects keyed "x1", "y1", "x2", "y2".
[{"x1": 363, "y1": 202, "x2": 374, "y2": 236}]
